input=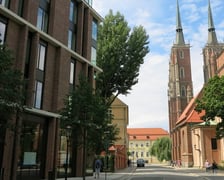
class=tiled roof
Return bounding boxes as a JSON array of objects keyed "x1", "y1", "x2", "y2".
[
  {"x1": 127, "y1": 128, "x2": 169, "y2": 141},
  {"x1": 176, "y1": 90, "x2": 204, "y2": 126},
  {"x1": 127, "y1": 128, "x2": 169, "y2": 135}
]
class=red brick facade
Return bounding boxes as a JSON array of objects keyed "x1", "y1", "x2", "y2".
[{"x1": 0, "y1": 1, "x2": 102, "y2": 179}]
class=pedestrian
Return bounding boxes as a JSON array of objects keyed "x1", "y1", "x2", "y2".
[
  {"x1": 94, "y1": 157, "x2": 102, "y2": 179},
  {"x1": 177, "y1": 159, "x2": 182, "y2": 168},
  {"x1": 212, "y1": 160, "x2": 218, "y2": 173},
  {"x1": 204, "y1": 159, "x2": 210, "y2": 172},
  {"x1": 128, "y1": 159, "x2": 131, "y2": 167}
]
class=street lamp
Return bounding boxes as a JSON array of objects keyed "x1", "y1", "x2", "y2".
[
  {"x1": 65, "y1": 125, "x2": 72, "y2": 180},
  {"x1": 104, "y1": 131, "x2": 110, "y2": 180}
]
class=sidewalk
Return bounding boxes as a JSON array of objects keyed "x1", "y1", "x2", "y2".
[
  {"x1": 171, "y1": 165, "x2": 224, "y2": 176},
  {"x1": 57, "y1": 166, "x2": 136, "y2": 180}
]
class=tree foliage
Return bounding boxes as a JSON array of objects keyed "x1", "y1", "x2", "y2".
[
  {"x1": 149, "y1": 137, "x2": 171, "y2": 162},
  {"x1": 96, "y1": 10, "x2": 150, "y2": 106},
  {"x1": 195, "y1": 75, "x2": 224, "y2": 138},
  {"x1": 0, "y1": 44, "x2": 24, "y2": 130},
  {"x1": 60, "y1": 75, "x2": 119, "y2": 154}
]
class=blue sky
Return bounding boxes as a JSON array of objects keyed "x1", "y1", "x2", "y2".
[{"x1": 93, "y1": 0, "x2": 224, "y2": 131}]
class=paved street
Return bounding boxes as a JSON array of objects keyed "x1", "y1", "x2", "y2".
[
  {"x1": 57, "y1": 164, "x2": 224, "y2": 180},
  {"x1": 130, "y1": 164, "x2": 224, "y2": 180}
]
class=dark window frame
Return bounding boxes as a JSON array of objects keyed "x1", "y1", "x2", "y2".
[
  {"x1": 0, "y1": 16, "x2": 7, "y2": 44},
  {"x1": 211, "y1": 138, "x2": 217, "y2": 150}
]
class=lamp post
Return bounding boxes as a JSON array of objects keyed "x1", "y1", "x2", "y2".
[
  {"x1": 104, "y1": 131, "x2": 110, "y2": 180},
  {"x1": 65, "y1": 125, "x2": 72, "y2": 180}
]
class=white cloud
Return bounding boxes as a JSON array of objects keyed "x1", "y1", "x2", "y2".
[{"x1": 93, "y1": 0, "x2": 224, "y2": 132}]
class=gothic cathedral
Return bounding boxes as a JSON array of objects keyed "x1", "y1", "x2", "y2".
[{"x1": 168, "y1": 0, "x2": 224, "y2": 166}]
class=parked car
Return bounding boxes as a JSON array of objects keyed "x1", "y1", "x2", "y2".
[{"x1": 137, "y1": 159, "x2": 145, "y2": 167}]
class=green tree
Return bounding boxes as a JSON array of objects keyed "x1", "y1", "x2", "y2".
[
  {"x1": 60, "y1": 75, "x2": 118, "y2": 154},
  {"x1": 0, "y1": 43, "x2": 24, "y2": 130},
  {"x1": 195, "y1": 75, "x2": 224, "y2": 138},
  {"x1": 96, "y1": 10, "x2": 150, "y2": 106},
  {"x1": 149, "y1": 137, "x2": 171, "y2": 162}
]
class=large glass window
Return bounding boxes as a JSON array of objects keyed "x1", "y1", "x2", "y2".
[
  {"x1": 37, "y1": 7, "x2": 48, "y2": 32},
  {"x1": 68, "y1": 30, "x2": 74, "y2": 49},
  {"x1": 34, "y1": 81, "x2": 43, "y2": 109},
  {"x1": 0, "y1": 0, "x2": 9, "y2": 7},
  {"x1": 91, "y1": 47, "x2": 96, "y2": 65},
  {"x1": 37, "y1": 43, "x2": 46, "y2": 71},
  {"x1": 69, "y1": 1, "x2": 75, "y2": 23},
  {"x1": 17, "y1": 120, "x2": 46, "y2": 179},
  {"x1": 68, "y1": 0, "x2": 77, "y2": 51},
  {"x1": 70, "y1": 61, "x2": 74, "y2": 84},
  {"x1": 92, "y1": 20, "x2": 97, "y2": 41},
  {"x1": 0, "y1": 18, "x2": 7, "y2": 44},
  {"x1": 18, "y1": 0, "x2": 24, "y2": 17}
]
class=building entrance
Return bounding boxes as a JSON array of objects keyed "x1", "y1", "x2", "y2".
[{"x1": 16, "y1": 117, "x2": 47, "y2": 180}]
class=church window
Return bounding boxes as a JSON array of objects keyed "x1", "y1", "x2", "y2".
[
  {"x1": 180, "y1": 67, "x2": 185, "y2": 78},
  {"x1": 181, "y1": 86, "x2": 186, "y2": 96},
  {"x1": 179, "y1": 50, "x2": 184, "y2": 59}
]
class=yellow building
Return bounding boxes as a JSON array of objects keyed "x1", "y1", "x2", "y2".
[
  {"x1": 111, "y1": 97, "x2": 129, "y2": 169},
  {"x1": 127, "y1": 128, "x2": 169, "y2": 164}
]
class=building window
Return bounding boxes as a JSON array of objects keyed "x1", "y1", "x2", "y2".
[
  {"x1": 179, "y1": 50, "x2": 184, "y2": 59},
  {"x1": 180, "y1": 67, "x2": 185, "y2": 78},
  {"x1": 92, "y1": 20, "x2": 97, "y2": 41},
  {"x1": 70, "y1": 61, "x2": 75, "y2": 84},
  {"x1": 69, "y1": 0, "x2": 76, "y2": 23},
  {"x1": 136, "y1": 152, "x2": 138, "y2": 158},
  {"x1": 18, "y1": 0, "x2": 24, "y2": 17},
  {"x1": 34, "y1": 81, "x2": 43, "y2": 109},
  {"x1": 0, "y1": 0, "x2": 9, "y2": 7},
  {"x1": 211, "y1": 138, "x2": 217, "y2": 150},
  {"x1": 141, "y1": 152, "x2": 143, "y2": 157},
  {"x1": 37, "y1": 42, "x2": 47, "y2": 71},
  {"x1": 84, "y1": 0, "x2": 92, "y2": 6},
  {"x1": 135, "y1": 143, "x2": 138, "y2": 147},
  {"x1": 37, "y1": 0, "x2": 49, "y2": 33},
  {"x1": 68, "y1": 0, "x2": 77, "y2": 51},
  {"x1": 146, "y1": 143, "x2": 149, "y2": 147},
  {"x1": 181, "y1": 86, "x2": 186, "y2": 96},
  {"x1": 68, "y1": 30, "x2": 75, "y2": 50},
  {"x1": 141, "y1": 144, "x2": 143, "y2": 147},
  {"x1": 0, "y1": 18, "x2": 7, "y2": 44},
  {"x1": 146, "y1": 152, "x2": 149, "y2": 157},
  {"x1": 91, "y1": 47, "x2": 96, "y2": 65}
]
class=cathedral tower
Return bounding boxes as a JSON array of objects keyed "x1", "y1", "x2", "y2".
[
  {"x1": 203, "y1": 0, "x2": 224, "y2": 83},
  {"x1": 168, "y1": 0, "x2": 193, "y2": 161}
]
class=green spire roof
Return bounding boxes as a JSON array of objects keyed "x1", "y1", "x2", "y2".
[
  {"x1": 175, "y1": 0, "x2": 185, "y2": 45},
  {"x1": 208, "y1": 0, "x2": 218, "y2": 44}
]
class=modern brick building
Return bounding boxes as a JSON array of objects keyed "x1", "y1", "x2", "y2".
[{"x1": 0, "y1": 0, "x2": 102, "y2": 179}]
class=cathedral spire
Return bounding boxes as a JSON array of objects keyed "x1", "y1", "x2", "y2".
[
  {"x1": 175, "y1": 0, "x2": 185, "y2": 45},
  {"x1": 208, "y1": 0, "x2": 218, "y2": 44}
]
